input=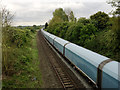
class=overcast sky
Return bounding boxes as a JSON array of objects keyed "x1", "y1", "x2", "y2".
[{"x1": 1, "y1": 0, "x2": 112, "y2": 26}]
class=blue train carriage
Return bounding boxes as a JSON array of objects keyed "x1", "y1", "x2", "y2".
[
  {"x1": 102, "y1": 61, "x2": 120, "y2": 88},
  {"x1": 41, "y1": 29, "x2": 46, "y2": 38},
  {"x1": 48, "y1": 34, "x2": 56, "y2": 45},
  {"x1": 64, "y1": 43, "x2": 113, "y2": 85},
  {"x1": 54, "y1": 37, "x2": 69, "y2": 54},
  {"x1": 65, "y1": 43, "x2": 120, "y2": 88},
  {"x1": 41, "y1": 30, "x2": 51, "y2": 41},
  {"x1": 41, "y1": 29, "x2": 120, "y2": 89},
  {"x1": 41, "y1": 29, "x2": 44, "y2": 35}
]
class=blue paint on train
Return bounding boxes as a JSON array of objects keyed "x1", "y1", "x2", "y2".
[
  {"x1": 54, "y1": 40, "x2": 64, "y2": 54},
  {"x1": 41, "y1": 29, "x2": 120, "y2": 89},
  {"x1": 102, "y1": 71, "x2": 119, "y2": 88},
  {"x1": 65, "y1": 48, "x2": 97, "y2": 82}
]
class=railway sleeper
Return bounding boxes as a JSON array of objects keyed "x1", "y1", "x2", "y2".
[
  {"x1": 63, "y1": 82, "x2": 72, "y2": 85},
  {"x1": 63, "y1": 80, "x2": 71, "y2": 82},
  {"x1": 64, "y1": 84, "x2": 74, "y2": 88}
]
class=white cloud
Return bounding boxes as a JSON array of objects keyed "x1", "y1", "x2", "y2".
[{"x1": 1, "y1": 0, "x2": 112, "y2": 26}]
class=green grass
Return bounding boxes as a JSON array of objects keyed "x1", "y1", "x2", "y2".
[{"x1": 2, "y1": 32, "x2": 42, "y2": 88}]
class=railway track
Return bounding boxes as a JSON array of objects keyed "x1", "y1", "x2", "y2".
[
  {"x1": 47, "y1": 50, "x2": 78, "y2": 89},
  {"x1": 38, "y1": 31, "x2": 82, "y2": 89}
]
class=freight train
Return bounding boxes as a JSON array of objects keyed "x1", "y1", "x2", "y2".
[{"x1": 41, "y1": 29, "x2": 120, "y2": 89}]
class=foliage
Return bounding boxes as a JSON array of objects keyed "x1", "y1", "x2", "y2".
[
  {"x1": 1, "y1": 7, "x2": 14, "y2": 28},
  {"x1": 3, "y1": 31, "x2": 42, "y2": 88},
  {"x1": 78, "y1": 24, "x2": 97, "y2": 46},
  {"x1": 107, "y1": 0, "x2": 120, "y2": 16},
  {"x1": 48, "y1": 8, "x2": 69, "y2": 30},
  {"x1": 90, "y1": 11, "x2": 109, "y2": 30},
  {"x1": 2, "y1": 27, "x2": 28, "y2": 74},
  {"x1": 77, "y1": 17, "x2": 90, "y2": 25},
  {"x1": 53, "y1": 8, "x2": 68, "y2": 22},
  {"x1": 68, "y1": 11, "x2": 76, "y2": 22},
  {"x1": 65, "y1": 23, "x2": 83, "y2": 44},
  {"x1": 105, "y1": 17, "x2": 120, "y2": 52}
]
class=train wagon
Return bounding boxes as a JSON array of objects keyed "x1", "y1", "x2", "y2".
[{"x1": 41, "y1": 29, "x2": 120, "y2": 89}]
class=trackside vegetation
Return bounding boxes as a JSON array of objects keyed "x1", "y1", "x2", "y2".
[
  {"x1": 1, "y1": 8, "x2": 42, "y2": 87},
  {"x1": 45, "y1": 1, "x2": 120, "y2": 62},
  {"x1": 2, "y1": 26, "x2": 42, "y2": 88}
]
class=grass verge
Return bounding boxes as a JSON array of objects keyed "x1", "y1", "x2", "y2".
[{"x1": 2, "y1": 32, "x2": 42, "y2": 88}]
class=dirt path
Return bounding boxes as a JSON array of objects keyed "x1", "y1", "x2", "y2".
[{"x1": 37, "y1": 31, "x2": 62, "y2": 88}]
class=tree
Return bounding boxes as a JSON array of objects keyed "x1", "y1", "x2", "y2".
[
  {"x1": 65, "y1": 24, "x2": 76, "y2": 42},
  {"x1": 45, "y1": 22, "x2": 48, "y2": 29},
  {"x1": 53, "y1": 8, "x2": 68, "y2": 22},
  {"x1": 78, "y1": 23, "x2": 97, "y2": 46},
  {"x1": 106, "y1": 0, "x2": 120, "y2": 52},
  {"x1": 58, "y1": 22, "x2": 70, "y2": 38},
  {"x1": 1, "y1": 7, "x2": 14, "y2": 28},
  {"x1": 1, "y1": 7, "x2": 14, "y2": 75},
  {"x1": 107, "y1": 0, "x2": 120, "y2": 16},
  {"x1": 68, "y1": 11, "x2": 76, "y2": 22},
  {"x1": 48, "y1": 8, "x2": 69, "y2": 33},
  {"x1": 77, "y1": 17, "x2": 90, "y2": 25},
  {"x1": 90, "y1": 11, "x2": 109, "y2": 30},
  {"x1": 65, "y1": 23, "x2": 83, "y2": 43}
]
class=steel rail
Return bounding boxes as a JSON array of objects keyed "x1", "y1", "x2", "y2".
[{"x1": 40, "y1": 31, "x2": 78, "y2": 89}]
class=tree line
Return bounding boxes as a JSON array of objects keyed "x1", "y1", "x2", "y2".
[{"x1": 45, "y1": 0, "x2": 120, "y2": 62}]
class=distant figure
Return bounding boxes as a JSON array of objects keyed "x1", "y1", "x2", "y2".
[{"x1": 45, "y1": 22, "x2": 48, "y2": 29}]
